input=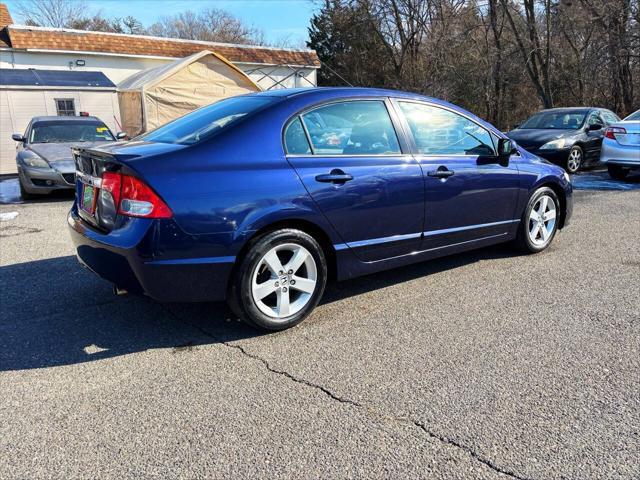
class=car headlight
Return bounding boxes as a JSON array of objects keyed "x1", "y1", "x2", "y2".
[
  {"x1": 21, "y1": 151, "x2": 49, "y2": 169},
  {"x1": 539, "y1": 138, "x2": 567, "y2": 150},
  {"x1": 563, "y1": 171, "x2": 571, "y2": 182}
]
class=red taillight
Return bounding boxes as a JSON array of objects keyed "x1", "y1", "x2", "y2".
[
  {"x1": 101, "y1": 172, "x2": 121, "y2": 207},
  {"x1": 100, "y1": 172, "x2": 172, "y2": 219},
  {"x1": 605, "y1": 126, "x2": 626, "y2": 140}
]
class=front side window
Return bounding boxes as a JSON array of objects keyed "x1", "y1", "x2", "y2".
[
  {"x1": 398, "y1": 102, "x2": 495, "y2": 156},
  {"x1": 587, "y1": 112, "x2": 604, "y2": 127},
  {"x1": 55, "y1": 99, "x2": 75, "y2": 116},
  {"x1": 29, "y1": 120, "x2": 115, "y2": 143},
  {"x1": 300, "y1": 101, "x2": 401, "y2": 155}
]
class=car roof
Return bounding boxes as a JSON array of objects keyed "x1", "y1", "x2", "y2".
[
  {"x1": 253, "y1": 86, "x2": 439, "y2": 102},
  {"x1": 537, "y1": 107, "x2": 594, "y2": 113},
  {"x1": 251, "y1": 87, "x2": 503, "y2": 137},
  {"x1": 31, "y1": 115, "x2": 103, "y2": 122}
]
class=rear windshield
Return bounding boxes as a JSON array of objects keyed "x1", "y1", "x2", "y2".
[
  {"x1": 140, "y1": 96, "x2": 276, "y2": 145},
  {"x1": 520, "y1": 111, "x2": 588, "y2": 130},
  {"x1": 30, "y1": 120, "x2": 115, "y2": 143},
  {"x1": 625, "y1": 110, "x2": 640, "y2": 121}
]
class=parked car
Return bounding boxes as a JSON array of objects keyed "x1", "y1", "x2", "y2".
[
  {"x1": 68, "y1": 88, "x2": 573, "y2": 331},
  {"x1": 13, "y1": 116, "x2": 123, "y2": 199},
  {"x1": 600, "y1": 109, "x2": 640, "y2": 179},
  {"x1": 507, "y1": 107, "x2": 620, "y2": 173}
]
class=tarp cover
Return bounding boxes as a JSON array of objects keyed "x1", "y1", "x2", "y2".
[{"x1": 117, "y1": 50, "x2": 260, "y2": 136}]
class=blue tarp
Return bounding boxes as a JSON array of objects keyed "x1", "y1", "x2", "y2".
[{"x1": 0, "y1": 69, "x2": 115, "y2": 88}]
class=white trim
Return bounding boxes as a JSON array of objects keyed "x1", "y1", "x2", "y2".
[{"x1": 8, "y1": 24, "x2": 318, "y2": 55}]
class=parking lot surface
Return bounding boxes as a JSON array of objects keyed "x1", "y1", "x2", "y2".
[{"x1": 1, "y1": 182, "x2": 639, "y2": 479}]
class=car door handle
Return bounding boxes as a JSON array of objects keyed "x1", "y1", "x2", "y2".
[
  {"x1": 315, "y1": 169, "x2": 353, "y2": 184},
  {"x1": 427, "y1": 167, "x2": 455, "y2": 179}
]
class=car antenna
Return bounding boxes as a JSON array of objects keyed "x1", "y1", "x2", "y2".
[{"x1": 320, "y1": 61, "x2": 354, "y2": 87}]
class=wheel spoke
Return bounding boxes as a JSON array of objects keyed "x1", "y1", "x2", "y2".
[
  {"x1": 285, "y1": 247, "x2": 309, "y2": 275},
  {"x1": 538, "y1": 196, "x2": 548, "y2": 215},
  {"x1": 263, "y1": 250, "x2": 284, "y2": 275},
  {"x1": 540, "y1": 224, "x2": 549, "y2": 241},
  {"x1": 543, "y1": 210, "x2": 556, "y2": 221},
  {"x1": 253, "y1": 280, "x2": 277, "y2": 301},
  {"x1": 276, "y1": 288, "x2": 290, "y2": 317},
  {"x1": 530, "y1": 221, "x2": 541, "y2": 238},
  {"x1": 290, "y1": 276, "x2": 315, "y2": 294}
]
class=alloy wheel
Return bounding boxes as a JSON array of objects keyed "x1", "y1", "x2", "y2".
[
  {"x1": 566, "y1": 148, "x2": 582, "y2": 173},
  {"x1": 251, "y1": 243, "x2": 318, "y2": 319},
  {"x1": 528, "y1": 194, "x2": 557, "y2": 247}
]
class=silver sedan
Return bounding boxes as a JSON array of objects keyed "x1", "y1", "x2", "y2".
[
  {"x1": 600, "y1": 110, "x2": 640, "y2": 180},
  {"x1": 13, "y1": 116, "x2": 123, "y2": 199}
]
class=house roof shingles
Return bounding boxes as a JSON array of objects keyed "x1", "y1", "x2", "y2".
[
  {"x1": 0, "y1": 3, "x2": 12, "y2": 28},
  {"x1": 3, "y1": 25, "x2": 320, "y2": 67}
]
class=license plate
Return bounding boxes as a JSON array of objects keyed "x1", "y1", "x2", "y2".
[{"x1": 81, "y1": 183, "x2": 97, "y2": 214}]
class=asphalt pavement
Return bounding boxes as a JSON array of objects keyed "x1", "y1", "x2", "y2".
[{"x1": 1, "y1": 178, "x2": 639, "y2": 479}]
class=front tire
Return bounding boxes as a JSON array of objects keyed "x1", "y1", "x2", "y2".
[
  {"x1": 228, "y1": 229, "x2": 328, "y2": 331},
  {"x1": 19, "y1": 178, "x2": 36, "y2": 200},
  {"x1": 608, "y1": 164, "x2": 629, "y2": 180},
  {"x1": 515, "y1": 187, "x2": 560, "y2": 253},
  {"x1": 565, "y1": 145, "x2": 583, "y2": 174}
]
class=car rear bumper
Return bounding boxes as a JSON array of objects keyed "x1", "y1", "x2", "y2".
[
  {"x1": 600, "y1": 139, "x2": 640, "y2": 168},
  {"x1": 67, "y1": 206, "x2": 234, "y2": 302}
]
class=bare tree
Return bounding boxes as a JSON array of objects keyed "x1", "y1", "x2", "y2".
[
  {"x1": 15, "y1": 0, "x2": 86, "y2": 28},
  {"x1": 147, "y1": 8, "x2": 265, "y2": 45}
]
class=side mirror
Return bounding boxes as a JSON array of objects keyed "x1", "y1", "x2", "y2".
[
  {"x1": 12, "y1": 133, "x2": 25, "y2": 142},
  {"x1": 512, "y1": 123, "x2": 520, "y2": 129},
  {"x1": 498, "y1": 138, "x2": 517, "y2": 156},
  {"x1": 588, "y1": 124, "x2": 603, "y2": 131},
  {"x1": 116, "y1": 132, "x2": 128, "y2": 140}
]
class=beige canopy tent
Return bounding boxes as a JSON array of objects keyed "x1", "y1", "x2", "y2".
[{"x1": 117, "y1": 50, "x2": 261, "y2": 137}]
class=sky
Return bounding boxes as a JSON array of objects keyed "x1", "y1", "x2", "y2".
[{"x1": 4, "y1": 0, "x2": 319, "y2": 46}]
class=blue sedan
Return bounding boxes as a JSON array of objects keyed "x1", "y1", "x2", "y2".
[{"x1": 68, "y1": 88, "x2": 573, "y2": 330}]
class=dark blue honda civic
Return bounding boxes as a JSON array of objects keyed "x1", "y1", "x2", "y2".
[{"x1": 69, "y1": 87, "x2": 573, "y2": 330}]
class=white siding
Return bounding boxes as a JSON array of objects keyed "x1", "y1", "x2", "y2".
[
  {"x1": 0, "y1": 89, "x2": 120, "y2": 174},
  {"x1": 0, "y1": 90, "x2": 17, "y2": 175}
]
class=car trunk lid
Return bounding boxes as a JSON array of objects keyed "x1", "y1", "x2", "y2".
[{"x1": 73, "y1": 141, "x2": 185, "y2": 231}]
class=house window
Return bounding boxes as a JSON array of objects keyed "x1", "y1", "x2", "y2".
[{"x1": 55, "y1": 99, "x2": 76, "y2": 116}]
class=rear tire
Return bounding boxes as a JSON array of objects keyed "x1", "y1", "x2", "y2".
[
  {"x1": 228, "y1": 229, "x2": 327, "y2": 331},
  {"x1": 515, "y1": 187, "x2": 560, "y2": 253},
  {"x1": 608, "y1": 164, "x2": 629, "y2": 180}
]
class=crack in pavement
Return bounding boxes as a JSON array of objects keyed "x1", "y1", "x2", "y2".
[{"x1": 163, "y1": 306, "x2": 532, "y2": 480}]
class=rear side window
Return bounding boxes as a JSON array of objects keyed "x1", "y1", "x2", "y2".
[
  {"x1": 284, "y1": 118, "x2": 311, "y2": 154},
  {"x1": 141, "y1": 96, "x2": 276, "y2": 145},
  {"x1": 299, "y1": 101, "x2": 401, "y2": 155},
  {"x1": 601, "y1": 111, "x2": 620, "y2": 125},
  {"x1": 398, "y1": 102, "x2": 495, "y2": 156}
]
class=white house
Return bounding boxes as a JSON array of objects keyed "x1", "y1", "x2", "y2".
[{"x1": 0, "y1": 3, "x2": 320, "y2": 174}]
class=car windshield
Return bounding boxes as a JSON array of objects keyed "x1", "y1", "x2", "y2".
[
  {"x1": 624, "y1": 110, "x2": 640, "y2": 121},
  {"x1": 520, "y1": 111, "x2": 588, "y2": 130},
  {"x1": 30, "y1": 120, "x2": 115, "y2": 143},
  {"x1": 140, "y1": 96, "x2": 277, "y2": 145}
]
